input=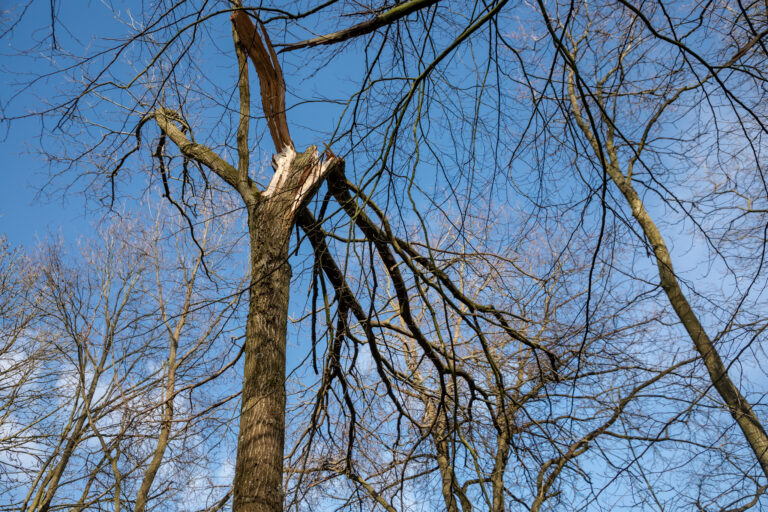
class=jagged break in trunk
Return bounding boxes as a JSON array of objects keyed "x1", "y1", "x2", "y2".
[
  {"x1": 153, "y1": 12, "x2": 343, "y2": 511},
  {"x1": 232, "y1": 146, "x2": 340, "y2": 512}
]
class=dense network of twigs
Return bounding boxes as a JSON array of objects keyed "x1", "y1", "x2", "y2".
[{"x1": 1, "y1": 0, "x2": 767, "y2": 511}]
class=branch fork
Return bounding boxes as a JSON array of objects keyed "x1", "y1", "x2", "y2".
[{"x1": 232, "y1": 10, "x2": 344, "y2": 223}]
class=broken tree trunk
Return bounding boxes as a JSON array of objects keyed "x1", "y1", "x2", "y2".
[
  {"x1": 150, "y1": 12, "x2": 343, "y2": 510},
  {"x1": 229, "y1": 10, "x2": 343, "y2": 512},
  {"x1": 233, "y1": 146, "x2": 338, "y2": 512}
]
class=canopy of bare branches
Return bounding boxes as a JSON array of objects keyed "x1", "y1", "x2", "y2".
[{"x1": 1, "y1": 1, "x2": 767, "y2": 511}]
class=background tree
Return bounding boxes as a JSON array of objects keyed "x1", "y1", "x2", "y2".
[{"x1": 0, "y1": 207, "x2": 247, "y2": 511}]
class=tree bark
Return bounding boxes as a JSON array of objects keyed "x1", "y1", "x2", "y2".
[
  {"x1": 157, "y1": 15, "x2": 343, "y2": 510},
  {"x1": 232, "y1": 202, "x2": 292, "y2": 512},
  {"x1": 232, "y1": 146, "x2": 341, "y2": 512}
]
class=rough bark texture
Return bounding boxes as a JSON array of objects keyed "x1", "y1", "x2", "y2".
[
  {"x1": 154, "y1": 109, "x2": 340, "y2": 511},
  {"x1": 154, "y1": 15, "x2": 343, "y2": 511},
  {"x1": 232, "y1": 203, "x2": 292, "y2": 512},
  {"x1": 232, "y1": 147, "x2": 341, "y2": 512}
]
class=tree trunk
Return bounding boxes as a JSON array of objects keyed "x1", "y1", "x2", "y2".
[
  {"x1": 565, "y1": 68, "x2": 768, "y2": 479},
  {"x1": 232, "y1": 202, "x2": 292, "y2": 512},
  {"x1": 153, "y1": 103, "x2": 339, "y2": 511},
  {"x1": 231, "y1": 145, "x2": 339, "y2": 512},
  {"x1": 491, "y1": 435, "x2": 509, "y2": 512},
  {"x1": 613, "y1": 175, "x2": 768, "y2": 477}
]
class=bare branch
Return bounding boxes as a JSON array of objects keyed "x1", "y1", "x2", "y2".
[{"x1": 279, "y1": 0, "x2": 440, "y2": 52}]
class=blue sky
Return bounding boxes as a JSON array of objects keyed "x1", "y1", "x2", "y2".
[
  {"x1": 2, "y1": 1, "x2": 766, "y2": 509},
  {"x1": 0, "y1": 0, "x2": 363, "y2": 246},
  {"x1": 1, "y1": 1, "x2": 125, "y2": 246}
]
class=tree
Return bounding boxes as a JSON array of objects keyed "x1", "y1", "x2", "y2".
[
  {"x1": 0, "y1": 207, "x2": 247, "y2": 511},
  {"x1": 2, "y1": 0, "x2": 768, "y2": 511},
  {"x1": 550, "y1": 0, "x2": 768, "y2": 476}
]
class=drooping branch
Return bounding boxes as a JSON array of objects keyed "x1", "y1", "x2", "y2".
[{"x1": 325, "y1": 166, "x2": 489, "y2": 408}]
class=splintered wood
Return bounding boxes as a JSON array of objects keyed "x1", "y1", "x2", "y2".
[
  {"x1": 231, "y1": 11, "x2": 343, "y2": 219},
  {"x1": 231, "y1": 10, "x2": 292, "y2": 152}
]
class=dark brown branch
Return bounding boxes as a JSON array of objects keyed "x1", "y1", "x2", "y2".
[{"x1": 279, "y1": 0, "x2": 440, "y2": 52}]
